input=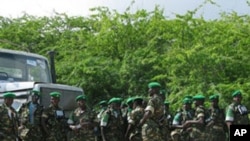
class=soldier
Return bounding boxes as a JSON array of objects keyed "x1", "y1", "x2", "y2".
[
  {"x1": 100, "y1": 97, "x2": 124, "y2": 141},
  {"x1": 225, "y1": 90, "x2": 250, "y2": 131},
  {"x1": 18, "y1": 90, "x2": 44, "y2": 141},
  {"x1": 68, "y1": 95, "x2": 97, "y2": 141},
  {"x1": 171, "y1": 97, "x2": 194, "y2": 141},
  {"x1": 0, "y1": 92, "x2": 19, "y2": 141},
  {"x1": 138, "y1": 82, "x2": 165, "y2": 141},
  {"x1": 41, "y1": 91, "x2": 68, "y2": 141},
  {"x1": 162, "y1": 100, "x2": 173, "y2": 141},
  {"x1": 96, "y1": 100, "x2": 108, "y2": 141},
  {"x1": 97, "y1": 100, "x2": 108, "y2": 122},
  {"x1": 205, "y1": 94, "x2": 227, "y2": 141},
  {"x1": 125, "y1": 97, "x2": 144, "y2": 141},
  {"x1": 184, "y1": 94, "x2": 206, "y2": 141}
]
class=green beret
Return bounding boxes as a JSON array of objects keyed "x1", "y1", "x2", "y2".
[
  {"x1": 98, "y1": 100, "x2": 107, "y2": 105},
  {"x1": 182, "y1": 98, "x2": 192, "y2": 104},
  {"x1": 126, "y1": 97, "x2": 134, "y2": 104},
  {"x1": 31, "y1": 90, "x2": 40, "y2": 96},
  {"x1": 50, "y1": 91, "x2": 61, "y2": 98},
  {"x1": 108, "y1": 97, "x2": 122, "y2": 104},
  {"x1": 184, "y1": 95, "x2": 193, "y2": 100},
  {"x1": 148, "y1": 82, "x2": 161, "y2": 89},
  {"x1": 3, "y1": 92, "x2": 16, "y2": 98},
  {"x1": 232, "y1": 90, "x2": 242, "y2": 97},
  {"x1": 133, "y1": 97, "x2": 143, "y2": 102},
  {"x1": 75, "y1": 95, "x2": 86, "y2": 101},
  {"x1": 209, "y1": 94, "x2": 219, "y2": 101},
  {"x1": 193, "y1": 94, "x2": 205, "y2": 101},
  {"x1": 164, "y1": 101, "x2": 170, "y2": 105},
  {"x1": 160, "y1": 89, "x2": 166, "y2": 95}
]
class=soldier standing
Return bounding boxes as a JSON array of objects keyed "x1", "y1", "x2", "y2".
[
  {"x1": 225, "y1": 90, "x2": 250, "y2": 132},
  {"x1": 138, "y1": 82, "x2": 165, "y2": 141},
  {"x1": 0, "y1": 92, "x2": 19, "y2": 141},
  {"x1": 184, "y1": 94, "x2": 206, "y2": 141},
  {"x1": 18, "y1": 90, "x2": 44, "y2": 141},
  {"x1": 125, "y1": 97, "x2": 144, "y2": 141},
  {"x1": 171, "y1": 97, "x2": 194, "y2": 141},
  {"x1": 100, "y1": 97, "x2": 124, "y2": 141},
  {"x1": 68, "y1": 95, "x2": 97, "y2": 141},
  {"x1": 41, "y1": 91, "x2": 67, "y2": 141},
  {"x1": 205, "y1": 94, "x2": 227, "y2": 141}
]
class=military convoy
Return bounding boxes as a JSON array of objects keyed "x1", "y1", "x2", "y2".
[{"x1": 0, "y1": 48, "x2": 83, "y2": 117}]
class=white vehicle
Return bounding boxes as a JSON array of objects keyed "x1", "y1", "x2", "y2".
[{"x1": 0, "y1": 48, "x2": 83, "y2": 116}]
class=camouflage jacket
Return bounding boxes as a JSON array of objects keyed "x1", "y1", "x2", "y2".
[
  {"x1": 18, "y1": 101, "x2": 44, "y2": 126},
  {"x1": 0, "y1": 103, "x2": 19, "y2": 139}
]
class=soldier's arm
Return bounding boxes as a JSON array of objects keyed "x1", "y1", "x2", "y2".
[{"x1": 138, "y1": 110, "x2": 152, "y2": 127}]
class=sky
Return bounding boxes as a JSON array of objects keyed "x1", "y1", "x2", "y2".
[{"x1": 0, "y1": 0, "x2": 250, "y2": 20}]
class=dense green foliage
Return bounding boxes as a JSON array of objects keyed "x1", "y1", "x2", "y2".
[{"x1": 1, "y1": 4, "x2": 250, "y2": 111}]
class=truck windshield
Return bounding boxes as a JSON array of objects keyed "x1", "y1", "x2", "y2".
[{"x1": 0, "y1": 52, "x2": 51, "y2": 83}]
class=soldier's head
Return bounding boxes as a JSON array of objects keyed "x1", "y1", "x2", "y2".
[
  {"x1": 182, "y1": 97, "x2": 192, "y2": 110},
  {"x1": 193, "y1": 94, "x2": 205, "y2": 107},
  {"x1": 108, "y1": 97, "x2": 122, "y2": 110},
  {"x1": 98, "y1": 100, "x2": 108, "y2": 109},
  {"x1": 75, "y1": 95, "x2": 87, "y2": 108},
  {"x1": 209, "y1": 94, "x2": 219, "y2": 107},
  {"x1": 30, "y1": 90, "x2": 40, "y2": 103},
  {"x1": 148, "y1": 82, "x2": 161, "y2": 96},
  {"x1": 50, "y1": 91, "x2": 61, "y2": 106},
  {"x1": 232, "y1": 90, "x2": 242, "y2": 104},
  {"x1": 3, "y1": 92, "x2": 16, "y2": 107},
  {"x1": 133, "y1": 97, "x2": 143, "y2": 109}
]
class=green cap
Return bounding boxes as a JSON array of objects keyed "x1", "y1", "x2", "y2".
[
  {"x1": 75, "y1": 95, "x2": 86, "y2": 101},
  {"x1": 3, "y1": 92, "x2": 16, "y2": 98},
  {"x1": 193, "y1": 94, "x2": 205, "y2": 101},
  {"x1": 133, "y1": 97, "x2": 143, "y2": 102},
  {"x1": 50, "y1": 91, "x2": 61, "y2": 98},
  {"x1": 31, "y1": 90, "x2": 40, "y2": 96},
  {"x1": 182, "y1": 98, "x2": 192, "y2": 104},
  {"x1": 108, "y1": 97, "x2": 122, "y2": 104},
  {"x1": 209, "y1": 94, "x2": 219, "y2": 101},
  {"x1": 232, "y1": 90, "x2": 242, "y2": 97},
  {"x1": 160, "y1": 89, "x2": 166, "y2": 95},
  {"x1": 164, "y1": 101, "x2": 170, "y2": 105},
  {"x1": 126, "y1": 97, "x2": 134, "y2": 104},
  {"x1": 98, "y1": 100, "x2": 107, "y2": 105},
  {"x1": 184, "y1": 95, "x2": 193, "y2": 100},
  {"x1": 148, "y1": 82, "x2": 161, "y2": 89}
]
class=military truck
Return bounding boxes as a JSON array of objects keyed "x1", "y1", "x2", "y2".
[{"x1": 0, "y1": 48, "x2": 83, "y2": 117}]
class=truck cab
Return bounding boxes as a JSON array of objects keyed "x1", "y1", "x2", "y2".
[{"x1": 0, "y1": 48, "x2": 83, "y2": 117}]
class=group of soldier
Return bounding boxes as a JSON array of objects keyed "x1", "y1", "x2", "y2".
[{"x1": 0, "y1": 82, "x2": 249, "y2": 141}]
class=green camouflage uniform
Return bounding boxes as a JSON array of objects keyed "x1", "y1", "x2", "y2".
[
  {"x1": 100, "y1": 107, "x2": 124, "y2": 141},
  {"x1": 225, "y1": 102, "x2": 250, "y2": 125},
  {"x1": 171, "y1": 109, "x2": 194, "y2": 141},
  {"x1": 42, "y1": 104, "x2": 67, "y2": 141},
  {"x1": 0, "y1": 103, "x2": 19, "y2": 141},
  {"x1": 18, "y1": 102, "x2": 44, "y2": 141},
  {"x1": 141, "y1": 95, "x2": 164, "y2": 141},
  {"x1": 127, "y1": 106, "x2": 144, "y2": 141},
  {"x1": 68, "y1": 107, "x2": 96, "y2": 141},
  {"x1": 205, "y1": 107, "x2": 227, "y2": 141},
  {"x1": 190, "y1": 105, "x2": 206, "y2": 141}
]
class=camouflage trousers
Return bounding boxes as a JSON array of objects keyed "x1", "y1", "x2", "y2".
[
  {"x1": 204, "y1": 126, "x2": 227, "y2": 141},
  {"x1": 70, "y1": 130, "x2": 96, "y2": 141},
  {"x1": 19, "y1": 125, "x2": 44, "y2": 141},
  {"x1": 129, "y1": 132, "x2": 142, "y2": 141},
  {"x1": 189, "y1": 127, "x2": 205, "y2": 141},
  {"x1": 0, "y1": 135, "x2": 16, "y2": 141},
  {"x1": 45, "y1": 131, "x2": 67, "y2": 141},
  {"x1": 141, "y1": 120, "x2": 164, "y2": 141},
  {"x1": 170, "y1": 128, "x2": 191, "y2": 141}
]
